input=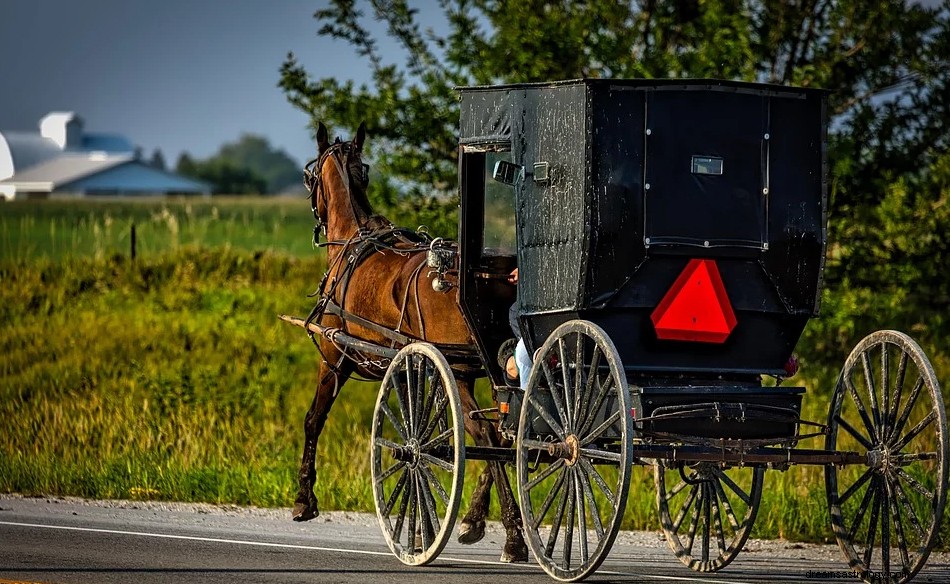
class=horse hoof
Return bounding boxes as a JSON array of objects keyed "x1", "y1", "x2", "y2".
[
  {"x1": 500, "y1": 541, "x2": 529, "y2": 563},
  {"x1": 457, "y1": 520, "x2": 486, "y2": 544},
  {"x1": 292, "y1": 501, "x2": 319, "y2": 522},
  {"x1": 500, "y1": 546, "x2": 528, "y2": 564}
]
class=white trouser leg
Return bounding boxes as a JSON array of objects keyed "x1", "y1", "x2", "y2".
[{"x1": 514, "y1": 338, "x2": 532, "y2": 391}]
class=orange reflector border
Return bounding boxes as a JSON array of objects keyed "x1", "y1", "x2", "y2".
[
  {"x1": 499, "y1": 402, "x2": 510, "y2": 414},
  {"x1": 650, "y1": 259, "x2": 737, "y2": 343}
]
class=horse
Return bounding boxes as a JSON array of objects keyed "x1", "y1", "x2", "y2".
[{"x1": 291, "y1": 121, "x2": 528, "y2": 563}]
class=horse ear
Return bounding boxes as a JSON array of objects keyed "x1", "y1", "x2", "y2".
[
  {"x1": 354, "y1": 121, "x2": 366, "y2": 152},
  {"x1": 316, "y1": 122, "x2": 330, "y2": 154}
]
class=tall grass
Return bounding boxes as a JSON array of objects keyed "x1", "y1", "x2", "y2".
[{"x1": 1, "y1": 198, "x2": 947, "y2": 547}]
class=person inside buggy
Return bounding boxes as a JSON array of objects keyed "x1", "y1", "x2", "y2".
[{"x1": 504, "y1": 268, "x2": 532, "y2": 388}]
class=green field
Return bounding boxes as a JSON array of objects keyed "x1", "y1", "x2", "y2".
[{"x1": 1, "y1": 198, "x2": 947, "y2": 547}]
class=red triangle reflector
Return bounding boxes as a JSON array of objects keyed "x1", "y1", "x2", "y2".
[{"x1": 651, "y1": 259, "x2": 736, "y2": 343}]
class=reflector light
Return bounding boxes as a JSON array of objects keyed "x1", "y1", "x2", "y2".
[{"x1": 651, "y1": 259, "x2": 736, "y2": 343}]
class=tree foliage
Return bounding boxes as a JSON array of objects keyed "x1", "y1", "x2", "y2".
[
  {"x1": 281, "y1": 0, "x2": 950, "y2": 345},
  {"x1": 175, "y1": 134, "x2": 301, "y2": 195}
]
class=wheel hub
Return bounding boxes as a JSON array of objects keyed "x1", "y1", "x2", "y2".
[
  {"x1": 392, "y1": 438, "x2": 422, "y2": 468},
  {"x1": 547, "y1": 434, "x2": 581, "y2": 466}
]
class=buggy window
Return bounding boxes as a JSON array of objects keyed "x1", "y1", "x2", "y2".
[{"x1": 483, "y1": 150, "x2": 516, "y2": 254}]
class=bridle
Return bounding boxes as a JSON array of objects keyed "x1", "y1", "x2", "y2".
[{"x1": 303, "y1": 139, "x2": 370, "y2": 244}]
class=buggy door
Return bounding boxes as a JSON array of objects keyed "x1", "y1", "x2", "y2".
[{"x1": 459, "y1": 145, "x2": 517, "y2": 388}]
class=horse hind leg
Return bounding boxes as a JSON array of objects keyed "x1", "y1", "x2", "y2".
[
  {"x1": 488, "y1": 442, "x2": 528, "y2": 563},
  {"x1": 456, "y1": 377, "x2": 527, "y2": 562},
  {"x1": 293, "y1": 352, "x2": 351, "y2": 522},
  {"x1": 458, "y1": 464, "x2": 491, "y2": 544}
]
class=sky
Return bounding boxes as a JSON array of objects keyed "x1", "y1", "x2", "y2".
[{"x1": 0, "y1": 0, "x2": 405, "y2": 166}]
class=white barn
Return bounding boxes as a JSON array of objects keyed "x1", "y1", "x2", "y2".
[{"x1": 0, "y1": 112, "x2": 210, "y2": 200}]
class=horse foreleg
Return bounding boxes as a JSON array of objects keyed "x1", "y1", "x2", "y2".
[{"x1": 293, "y1": 354, "x2": 351, "y2": 521}]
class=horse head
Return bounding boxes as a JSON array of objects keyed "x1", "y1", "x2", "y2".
[{"x1": 304, "y1": 122, "x2": 376, "y2": 242}]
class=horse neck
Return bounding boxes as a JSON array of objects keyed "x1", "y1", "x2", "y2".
[{"x1": 323, "y1": 169, "x2": 375, "y2": 258}]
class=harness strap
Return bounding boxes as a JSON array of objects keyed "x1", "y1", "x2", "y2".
[{"x1": 324, "y1": 300, "x2": 415, "y2": 346}]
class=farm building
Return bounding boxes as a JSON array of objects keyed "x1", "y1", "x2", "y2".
[{"x1": 0, "y1": 112, "x2": 210, "y2": 200}]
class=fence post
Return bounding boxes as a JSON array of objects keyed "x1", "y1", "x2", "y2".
[{"x1": 130, "y1": 223, "x2": 137, "y2": 262}]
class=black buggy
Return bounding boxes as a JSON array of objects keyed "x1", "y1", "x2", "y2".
[{"x1": 357, "y1": 79, "x2": 948, "y2": 583}]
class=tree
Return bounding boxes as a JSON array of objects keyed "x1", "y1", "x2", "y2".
[
  {"x1": 176, "y1": 151, "x2": 267, "y2": 195},
  {"x1": 280, "y1": 0, "x2": 950, "y2": 337},
  {"x1": 174, "y1": 135, "x2": 299, "y2": 195},
  {"x1": 216, "y1": 134, "x2": 301, "y2": 194},
  {"x1": 280, "y1": 1, "x2": 947, "y2": 200},
  {"x1": 149, "y1": 149, "x2": 167, "y2": 172}
]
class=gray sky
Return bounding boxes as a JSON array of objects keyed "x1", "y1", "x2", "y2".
[{"x1": 0, "y1": 0, "x2": 398, "y2": 166}]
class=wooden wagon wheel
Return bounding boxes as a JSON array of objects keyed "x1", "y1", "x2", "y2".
[
  {"x1": 371, "y1": 343, "x2": 465, "y2": 566},
  {"x1": 516, "y1": 320, "x2": 633, "y2": 582},
  {"x1": 825, "y1": 330, "x2": 948, "y2": 584},
  {"x1": 654, "y1": 460, "x2": 764, "y2": 571}
]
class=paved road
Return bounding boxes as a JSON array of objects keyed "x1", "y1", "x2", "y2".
[{"x1": 1, "y1": 495, "x2": 948, "y2": 584}]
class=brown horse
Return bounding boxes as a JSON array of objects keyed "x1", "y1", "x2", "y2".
[{"x1": 291, "y1": 122, "x2": 527, "y2": 563}]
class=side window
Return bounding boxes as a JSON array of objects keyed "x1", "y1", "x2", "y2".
[{"x1": 482, "y1": 150, "x2": 516, "y2": 254}]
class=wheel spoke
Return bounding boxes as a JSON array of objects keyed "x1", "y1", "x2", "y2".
[
  {"x1": 579, "y1": 458, "x2": 614, "y2": 501},
  {"x1": 712, "y1": 478, "x2": 741, "y2": 530},
  {"x1": 558, "y1": 338, "x2": 574, "y2": 429},
  {"x1": 525, "y1": 458, "x2": 566, "y2": 492},
  {"x1": 577, "y1": 466, "x2": 605, "y2": 539},
  {"x1": 838, "y1": 467, "x2": 874, "y2": 505},
  {"x1": 847, "y1": 476, "x2": 876, "y2": 543},
  {"x1": 577, "y1": 345, "x2": 601, "y2": 437},
  {"x1": 574, "y1": 472, "x2": 589, "y2": 565},
  {"x1": 891, "y1": 472, "x2": 927, "y2": 541},
  {"x1": 880, "y1": 344, "x2": 890, "y2": 440},
  {"x1": 716, "y1": 468, "x2": 752, "y2": 505},
  {"x1": 406, "y1": 470, "x2": 418, "y2": 551},
  {"x1": 393, "y1": 377, "x2": 412, "y2": 438},
  {"x1": 579, "y1": 410, "x2": 621, "y2": 446},
  {"x1": 887, "y1": 351, "x2": 910, "y2": 440},
  {"x1": 889, "y1": 410, "x2": 936, "y2": 453},
  {"x1": 421, "y1": 427, "x2": 453, "y2": 451},
  {"x1": 404, "y1": 356, "x2": 417, "y2": 435},
  {"x1": 379, "y1": 401, "x2": 409, "y2": 442},
  {"x1": 571, "y1": 333, "x2": 585, "y2": 430},
  {"x1": 881, "y1": 484, "x2": 891, "y2": 581},
  {"x1": 541, "y1": 354, "x2": 572, "y2": 432},
  {"x1": 419, "y1": 392, "x2": 449, "y2": 443},
  {"x1": 886, "y1": 476, "x2": 912, "y2": 572},
  {"x1": 418, "y1": 462, "x2": 449, "y2": 506},
  {"x1": 672, "y1": 484, "x2": 699, "y2": 532},
  {"x1": 836, "y1": 415, "x2": 876, "y2": 450},
  {"x1": 861, "y1": 351, "x2": 882, "y2": 438},
  {"x1": 845, "y1": 375, "x2": 879, "y2": 441},
  {"x1": 701, "y1": 483, "x2": 712, "y2": 563},
  {"x1": 527, "y1": 393, "x2": 566, "y2": 437},
  {"x1": 862, "y1": 482, "x2": 881, "y2": 568},
  {"x1": 545, "y1": 471, "x2": 571, "y2": 558},
  {"x1": 383, "y1": 468, "x2": 410, "y2": 516},
  {"x1": 579, "y1": 375, "x2": 615, "y2": 437},
  {"x1": 685, "y1": 486, "x2": 702, "y2": 555},
  {"x1": 417, "y1": 472, "x2": 441, "y2": 549},
  {"x1": 532, "y1": 469, "x2": 567, "y2": 530},
  {"x1": 563, "y1": 472, "x2": 577, "y2": 568},
  {"x1": 578, "y1": 447, "x2": 622, "y2": 462},
  {"x1": 375, "y1": 436, "x2": 403, "y2": 452},
  {"x1": 892, "y1": 467, "x2": 934, "y2": 501},
  {"x1": 377, "y1": 460, "x2": 406, "y2": 484},
  {"x1": 890, "y1": 376, "x2": 925, "y2": 442},
  {"x1": 419, "y1": 452, "x2": 454, "y2": 472},
  {"x1": 709, "y1": 483, "x2": 728, "y2": 555},
  {"x1": 390, "y1": 470, "x2": 411, "y2": 537}
]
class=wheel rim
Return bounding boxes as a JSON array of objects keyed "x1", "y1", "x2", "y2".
[
  {"x1": 516, "y1": 320, "x2": 633, "y2": 582},
  {"x1": 826, "y1": 330, "x2": 948, "y2": 584},
  {"x1": 655, "y1": 460, "x2": 764, "y2": 571},
  {"x1": 371, "y1": 343, "x2": 465, "y2": 566}
]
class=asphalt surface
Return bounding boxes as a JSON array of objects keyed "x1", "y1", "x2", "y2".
[{"x1": 1, "y1": 495, "x2": 949, "y2": 584}]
